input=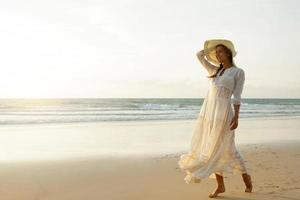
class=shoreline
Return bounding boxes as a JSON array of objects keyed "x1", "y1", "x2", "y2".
[
  {"x1": 0, "y1": 115, "x2": 299, "y2": 163},
  {"x1": 0, "y1": 115, "x2": 300, "y2": 128}
]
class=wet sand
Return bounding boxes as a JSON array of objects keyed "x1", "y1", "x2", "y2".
[{"x1": 0, "y1": 117, "x2": 299, "y2": 199}]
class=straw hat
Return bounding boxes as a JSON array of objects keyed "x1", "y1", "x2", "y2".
[{"x1": 204, "y1": 39, "x2": 237, "y2": 67}]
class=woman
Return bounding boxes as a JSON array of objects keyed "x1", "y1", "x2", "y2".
[{"x1": 177, "y1": 39, "x2": 253, "y2": 198}]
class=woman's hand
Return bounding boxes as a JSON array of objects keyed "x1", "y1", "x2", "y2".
[{"x1": 230, "y1": 115, "x2": 239, "y2": 130}]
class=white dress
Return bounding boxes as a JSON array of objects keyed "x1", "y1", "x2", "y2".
[{"x1": 177, "y1": 50, "x2": 248, "y2": 184}]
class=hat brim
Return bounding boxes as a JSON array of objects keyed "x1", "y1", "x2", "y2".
[{"x1": 204, "y1": 39, "x2": 237, "y2": 67}]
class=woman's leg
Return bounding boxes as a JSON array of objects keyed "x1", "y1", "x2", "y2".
[
  {"x1": 242, "y1": 173, "x2": 253, "y2": 192},
  {"x1": 209, "y1": 173, "x2": 225, "y2": 198}
]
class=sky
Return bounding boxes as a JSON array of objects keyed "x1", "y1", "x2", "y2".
[{"x1": 0, "y1": 0, "x2": 299, "y2": 98}]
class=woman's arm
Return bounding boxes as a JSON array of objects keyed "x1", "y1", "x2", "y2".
[
  {"x1": 231, "y1": 69, "x2": 245, "y2": 106},
  {"x1": 230, "y1": 104, "x2": 240, "y2": 130},
  {"x1": 233, "y1": 104, "x2": 240, "y2": 118},
  {"x1": 196, "y1": 48, "x2": 218, "y2": 75},
  {"x1": 230, "y1": 69, "x2": 245, "y2": 130}
]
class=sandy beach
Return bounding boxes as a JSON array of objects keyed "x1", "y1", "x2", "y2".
[
  {"x1": 0, "y1": 116, "x2": 299, "y2": 199},
  {"x1": 1, "y1": 0, "x2": 299, "y2": 199}
]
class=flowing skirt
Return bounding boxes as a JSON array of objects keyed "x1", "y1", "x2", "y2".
[{"x1": 177, "y1": 84, "x2": 248, "y2": 184}]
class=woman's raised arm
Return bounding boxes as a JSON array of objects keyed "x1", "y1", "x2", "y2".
[{"x1": 196, "y1": 49, "x2": 219, "y2": 75}]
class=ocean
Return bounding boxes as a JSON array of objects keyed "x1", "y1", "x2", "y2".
[{"x1": 0, "y1": 98, "x2": 299, "y2": 125}]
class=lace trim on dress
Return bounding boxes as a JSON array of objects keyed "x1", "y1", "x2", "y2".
[{"x1": 209, "y1": 84, "x2": 232, "y2": 100}]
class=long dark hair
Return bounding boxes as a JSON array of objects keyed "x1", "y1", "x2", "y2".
[{"x1": 207, "y1": 44, "x2": 233, "y2": 78}]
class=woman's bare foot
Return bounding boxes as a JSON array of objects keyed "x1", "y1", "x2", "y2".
[
  {"x1": 242, "y1": 173, "x2": 253, "y2": 192},
  {"x1": 209, "y1": 185, "x2": 225, "y2": 198}
]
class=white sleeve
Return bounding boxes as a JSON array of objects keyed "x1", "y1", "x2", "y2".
[
  {"x1": 196, "y1": 50, "x2": 218, "y2": 75},
  {"x1": 231, "y1": 69, "x2": 245, "y2": 105}
]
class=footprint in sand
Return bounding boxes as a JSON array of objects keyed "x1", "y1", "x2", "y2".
[
  {"x1": 263, "y1": 184, "x2": 280, "y2": 189},
  {"x1": 265, "y1": 166, "x2": 273, "y2": 170},
  {"x1": 279, "y1": 187, "x2": 300, "y2": 192},
  {"x1": 266, "y1": 191, "x2": 276, "y2": 194},
  {"x1": 256, "y1": 163, "x2": 263, "y2": 167}
]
